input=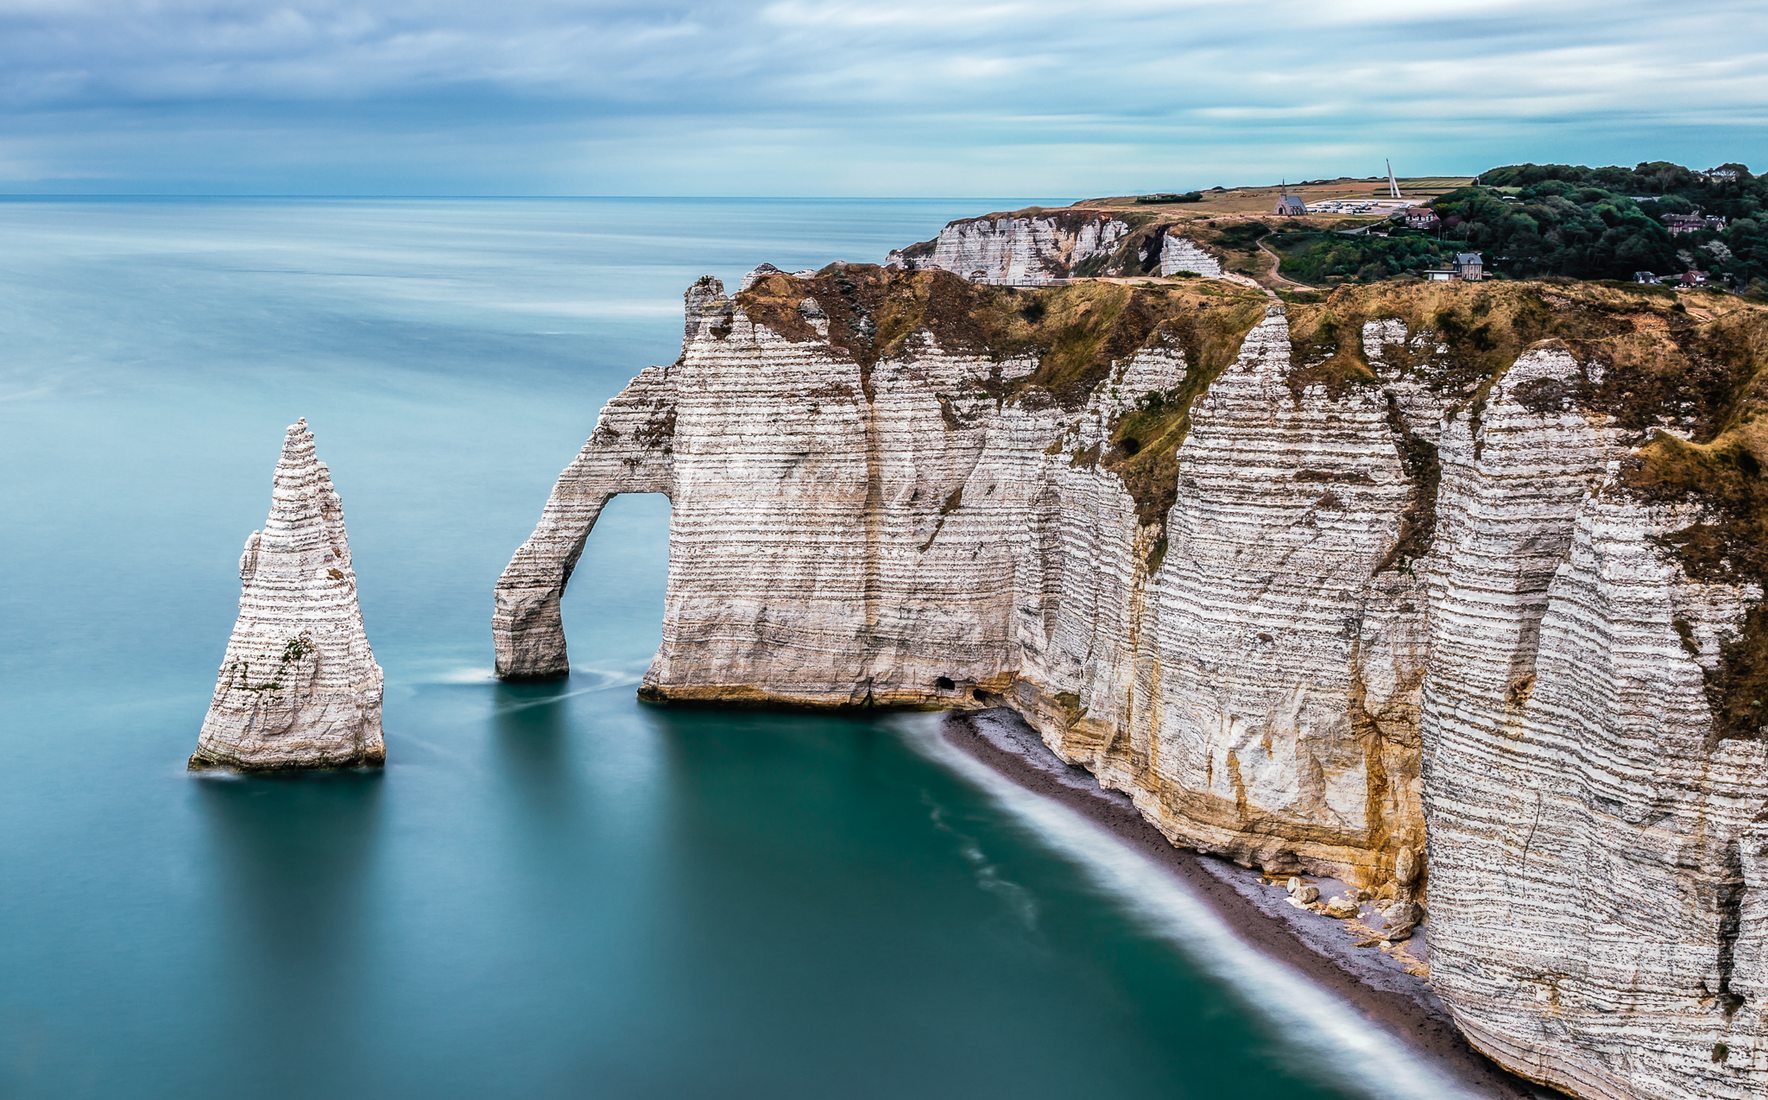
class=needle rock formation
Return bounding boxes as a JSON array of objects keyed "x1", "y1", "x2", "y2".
[
  {"x1": 191, "y1": 419, "x2": 385, "y2": 771},
  {"x1": 498, "y1": 218, "x2": 1768, "y2": 1100}
]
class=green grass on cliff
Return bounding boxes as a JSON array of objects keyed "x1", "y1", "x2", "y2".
[
  {"x1": 1269, "y1": 229, "x2": 1459, "y2": 285},
  {"x1": 737, "y1": 264, "x2": 1268, "y2": 405}
]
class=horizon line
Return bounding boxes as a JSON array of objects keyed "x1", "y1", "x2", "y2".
[{"x1": 0, "y1": 192, "x2": 1068, "y2": 202}]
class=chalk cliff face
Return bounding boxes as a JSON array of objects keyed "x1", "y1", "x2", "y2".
[
  {"x1": 888, "y1": 208, "x2": 1222, "y2": 283},
  {"x1": 1158, "y1": 232, "x2": 1224, "y2": 278},
  {"x1": 496, "y1": 260, "x2": 1768, "y2": 1100},
  {"x1": 1422, "y1": 350, "x2": 1767, "y2": 1099},
  {"x1": 192, "y1": 420, "x2": 385, "y2": 771}
]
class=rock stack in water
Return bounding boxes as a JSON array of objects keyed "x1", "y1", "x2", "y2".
[{"x1": 189, "y1": 419, "x2": 385, "y2": 771}]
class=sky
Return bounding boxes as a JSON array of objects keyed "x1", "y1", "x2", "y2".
[{"x1": 0, "y1": 0, "x2": 1763, "y2": 197}]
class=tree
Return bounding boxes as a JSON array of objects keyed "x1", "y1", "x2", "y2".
[{"x1": 1433, "y1": 162, "x2": 1765, "y2": 289}]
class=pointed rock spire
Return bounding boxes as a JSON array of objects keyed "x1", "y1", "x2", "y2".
[{"x1": 189, "y1": 419, "x2": 385, "y2": 770}]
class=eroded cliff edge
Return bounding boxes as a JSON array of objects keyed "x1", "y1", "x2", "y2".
[{"x1": 495, "y1": 263, "x2": 1768, "y2": 1100}]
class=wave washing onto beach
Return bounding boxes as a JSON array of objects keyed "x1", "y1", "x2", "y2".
[
  {"x1": 891, "y1": 712, "x2": 1483, "y2": 1100},
  {"x1": 921, "y1": 790, "x2": 1044, "y2": 934}
]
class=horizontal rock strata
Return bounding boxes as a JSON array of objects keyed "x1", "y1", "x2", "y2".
[
  {"x1": 889, "y1": 209, "x2": 1223, "y2": 284},
  {"x1": 1158, "y1": 232, "x2": 1223, "y2": 277},
  {"x1": 494, "y1": 363, "x2": 675, "y2": 679},
  {"x1": 496, "y1": 264, "x2": 1768, "y2": 1100},
  {"x1": 1421, "y1": 349, "x2": 1767, "y2": 1099},
  {"x1": 191, "y1": 420, "x2": 384, "y2": 771}
]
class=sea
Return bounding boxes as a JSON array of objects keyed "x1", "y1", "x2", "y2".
[{"x1": 0, "y1": 197, "x2": 1472, "y2": 1099}]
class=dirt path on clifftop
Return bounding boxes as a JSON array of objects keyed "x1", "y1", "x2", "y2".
[{"x1": 1256, "y1": 233, "x2": 1308, "y2": 289}]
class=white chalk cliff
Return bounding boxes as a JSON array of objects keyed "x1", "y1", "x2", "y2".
[
  {"x1": 1158, "y1": 232, "x2": 1223, "y2": 278},
  {"x1": 1422, "y1": 350, "x2": 1766, "y2": 1099},
  {"x1": 192, "y1": 419, "x2": 385, "y2": 771},
  {"x1": 495, "y1": 256, "x2": 1768, "y2": 1100},
  {"x1": 888, "y1": 209, "x2": 1222, "y2": 283}
]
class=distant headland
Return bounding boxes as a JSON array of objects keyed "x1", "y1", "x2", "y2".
[{"x1": 889, "y1": 160, "x2": 1763, "y2": 297}]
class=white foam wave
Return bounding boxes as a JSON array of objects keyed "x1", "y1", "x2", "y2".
[
  {"x1": 428, "y1": 665, "x2": 499, "y2": 685},
  {"x1": 418, "y1": 664, "x2": 644, "y2": 693},
  {"x1": 892, "y1": 712, "x2": 1484, "y2": 1100},
  {"x1": 567, "y1": 665, "x2": 646, "y2": 691},
  {"x1": 923, "y1": 792, "x2": 1042, "y2": 933}
]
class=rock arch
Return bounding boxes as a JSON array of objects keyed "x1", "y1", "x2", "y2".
[{"x1": 493, "y1": 364, "x2": 676, "y2": 679}]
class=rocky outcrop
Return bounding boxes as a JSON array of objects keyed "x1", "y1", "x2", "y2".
[
  {"x1": 889, "y1": 210, "x2": 1222, "y2": 284},
  {"x1": 1063, "y1": 310, "x2": 1424, "y2": 878},
  {"x1": 496, "y1": 264, "x2": 1768, "y2": 1100},
  {"x1": 888, "y1": 209, "x2": 1128, "y2": 284},
  {"x1": 190, "y1": 420, "x2": 385, "y2": 771},
  {"x1": 498, "y1": 269, "x2": 1412, "y2": 884},
  {"x1": 1158, "y1": 232, "x2": 1223, "y2": 277}
]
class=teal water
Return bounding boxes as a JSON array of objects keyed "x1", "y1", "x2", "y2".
[{"x1": 0, "y1": 198, "x2": 1457, "y2": 1099}]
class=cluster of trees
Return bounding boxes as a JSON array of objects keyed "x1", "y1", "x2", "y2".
[
  {"x1": 1433, "y1": 162, "x2": 1767, "y2": 289},
  {"x1": 1272, "y1": 230, "x2": 1455, "y2": 283}
]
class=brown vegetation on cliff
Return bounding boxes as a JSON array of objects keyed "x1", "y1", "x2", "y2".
[
  {"x1": 1282, "y1": 281, "x2": 1761, "y2": 422},
  {"x1": 737, "y1": 263, "x2": 1267, "y2": 404},
  {"x1": 1619, "y1": 312, "x2": 1768, "y2": 740},
  {"x1": 1285, "y1": 280, "x2": 1768, "y2": 737},
  {"x1": 738, "y1": 262, "x2": 1271, "y2": 552},
  {"x1": 741, "y1": 269, "x2": 1768, "y2": 724}
]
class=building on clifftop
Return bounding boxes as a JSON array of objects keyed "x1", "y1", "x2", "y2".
[{"x1": 1273, "y1": 193, "x2": 1308, "y2": 216}]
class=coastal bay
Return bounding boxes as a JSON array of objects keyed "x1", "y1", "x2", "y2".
[{"x1": 0, "y1": 197, "x2": 1469, "y2": 1099}]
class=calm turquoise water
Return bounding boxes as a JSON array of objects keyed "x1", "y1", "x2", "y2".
[{"x1": 0, "y1": 198, "x2": 1457, "y2": 1099}]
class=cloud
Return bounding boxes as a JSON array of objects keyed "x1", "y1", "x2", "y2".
[{"x1": 0, "y1": 0, "x2": 1761, "y2": 194}]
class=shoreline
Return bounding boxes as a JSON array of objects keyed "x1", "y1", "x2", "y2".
[{"x1": 940, "y1": 706, "x2": 1552, "y2": 1100}]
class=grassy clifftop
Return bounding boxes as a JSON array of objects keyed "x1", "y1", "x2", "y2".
[
  {"x1": 1284, "y1": 281, "x2": 1766, "y2": 427},
  {"x1": 738, "y1": 271, "x2": 1765, "y2": 521},
  {"x1": 736, "y1": 263, "x2": 1269, "y2": 406}
]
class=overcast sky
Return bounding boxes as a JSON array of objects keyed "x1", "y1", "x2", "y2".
[{"x1": 1, "y1": 0, "x2": 1763, "y2": 196}]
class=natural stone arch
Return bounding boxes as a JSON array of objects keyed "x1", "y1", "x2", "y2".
[{"x1": 493, "y1": 365, "x2": 676, "y2": 679}]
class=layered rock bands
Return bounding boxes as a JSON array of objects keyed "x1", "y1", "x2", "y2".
[
  {"x1": 495, "y1": 265, "x2": 1767, "y2": 1100},
  {"x1": 888, "y1": 209, "x2": 1223, "y2": 283},
  {"x1": 192, "y1": 420, "x2": 385, "y2": 771}
]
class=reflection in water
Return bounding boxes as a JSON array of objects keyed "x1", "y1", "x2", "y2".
[
  {"x1": 491, "y1": 680, "x2": 576, "y2": 821},
  {"x1": 191, "y1": 771, "x2": 386, "y2": 1086}
]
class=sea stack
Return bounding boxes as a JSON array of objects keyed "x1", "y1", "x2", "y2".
[{"x1": 189, "y1": 419, "x2": 385, "y2": 771}]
